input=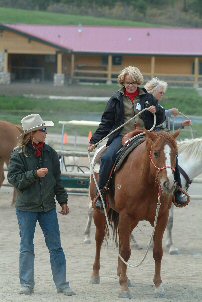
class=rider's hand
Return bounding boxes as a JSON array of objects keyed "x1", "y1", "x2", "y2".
[
  {"x1": 182, "y1": 120, "x2": 192, "y2": 127},
  {"x1": 88, "y1": 144, "x2": 96, "y2": 152},
  {"x1": 148, "y1": 106, "x2": 156, "y2": 114}
]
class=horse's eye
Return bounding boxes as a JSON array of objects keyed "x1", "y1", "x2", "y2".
[{"x1": 154, "y1": 152, "x2": 159, "y2": 158}]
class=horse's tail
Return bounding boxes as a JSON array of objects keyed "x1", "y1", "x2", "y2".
[{"x1": 106, "y1": 208, "x2": 119, "y2": 246}]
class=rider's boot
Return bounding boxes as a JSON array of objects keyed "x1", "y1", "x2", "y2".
[
  {"x1": 95, "y1": 189, "x2": 107, "y2": 212},
  {"x1": 174, "y1": 189, "x2": 188, "y2": 207},
  {"x1": 173, "y1": 157, "x2": 189, "y2": 207}
]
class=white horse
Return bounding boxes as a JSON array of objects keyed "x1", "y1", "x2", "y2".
[
  {"x1": 165, "y1": 137, "x2": 202, "y2": 254},
  {"x1": 84, "y1": 137, "x2": 202, "y2": 254}
]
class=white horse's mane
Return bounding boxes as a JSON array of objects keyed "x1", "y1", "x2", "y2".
[{"x1": 177, "y1": 137, "x2": 202, "y2": 160}]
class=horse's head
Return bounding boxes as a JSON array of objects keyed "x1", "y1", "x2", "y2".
[{"x1": 146, "y1": 130, "x2": 179, "y2": 194}]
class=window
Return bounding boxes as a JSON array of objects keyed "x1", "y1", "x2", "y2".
[
  {"x1": 102, "y1": 55, "x2": 123, "y2": 66},
  {"x1": 112, "y1": 55, "x2": 122, "y2": 66}
]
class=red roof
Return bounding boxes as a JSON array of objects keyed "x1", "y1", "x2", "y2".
[{"x1": 3, "y1": 24, "x2": 202, "y2": 56}]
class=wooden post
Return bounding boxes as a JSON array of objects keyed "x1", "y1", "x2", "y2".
[
  {"x1": 57, "y1": 52, "x2": 63, "y2": 74},
  {"x1": 194, "y1": 57, "x2": 199, "y2": 88},
  {"x1": 70, "y1": 53, "x2": 75, "y2": 79},
  {"x1": 4, "y1": 50, "x2": 8, "y2": 73},
  {"x1": 107, "y1": 54, "x2": 112, "y2": 84},
  {"x1": 151, "y1": 56, "x2": 155, "y2": 78}
]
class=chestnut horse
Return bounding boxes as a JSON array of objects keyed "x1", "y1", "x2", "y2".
[
  {"x1": 85, "y1": 137, "x2": 202, "y2": 254},
  {"x1": 0, "y1": 121, "x2": 22, "y2": 204},
  {"x1": 90, "y1": 130, "x2": 179, "y2": 299}
]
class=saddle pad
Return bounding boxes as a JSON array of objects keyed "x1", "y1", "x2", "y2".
[{"x1": 114, "y1": 134, "x2": 145, "y2": 172}]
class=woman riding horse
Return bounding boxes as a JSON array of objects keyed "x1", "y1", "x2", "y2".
[{"x1": 88, "y1": 66, "x2": 186, "y2": 209}]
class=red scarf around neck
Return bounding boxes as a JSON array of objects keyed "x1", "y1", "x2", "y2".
[
  {"x1": 32, "y1": 142, "x2": 45, "y2": 158},
  {"x1": 125, "y1": 88, "x2": 139, "y2": 103}
]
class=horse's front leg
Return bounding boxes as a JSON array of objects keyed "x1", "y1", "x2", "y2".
[
  {"x1": 117, "y1": 213, "x2": 133, "y2": 299},
  {"x1": 91, "y1": 209, "x2": 106, "y2": 284},
  {"x1": 166, "y1": 204, "x2": 179, "y2": 255},
  {"x1": 153, "y1": 212, "x2": 168, "y2": 297},
  {"x1": 84, "y1": 201, "x2": 94, "y2": 244}
]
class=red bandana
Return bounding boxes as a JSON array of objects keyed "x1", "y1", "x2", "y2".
[
  {"x1": 32, "y1": 142, "x2": 45, "y2": 158},
  {"x1": 125, "y1": 89, "x2": 139, "y2": 103}
]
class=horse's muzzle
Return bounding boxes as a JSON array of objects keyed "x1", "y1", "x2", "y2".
[{"x1": 161, "y1": 179, "x2": 175, "y2": 194}]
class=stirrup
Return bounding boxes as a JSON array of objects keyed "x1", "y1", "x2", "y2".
[{"x1": 93, "y1": 188, "x2": 108, "y2": 211}]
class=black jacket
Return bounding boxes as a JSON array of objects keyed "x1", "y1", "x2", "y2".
[{"x1": 90, "y1": 88, "x2": 165, "y2": 146}]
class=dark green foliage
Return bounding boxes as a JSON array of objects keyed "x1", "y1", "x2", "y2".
[{"x1": 0, "y1": 0, "x2": 201, "y2": 27}]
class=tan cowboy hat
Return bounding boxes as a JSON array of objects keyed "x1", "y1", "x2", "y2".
[{"x1": 21, "y1": 114, "x2": 54, "y2": 133}]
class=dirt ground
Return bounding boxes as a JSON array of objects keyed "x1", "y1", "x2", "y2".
[{"x1": 0, "y1": 183, "x2": 202, "y2": 302}]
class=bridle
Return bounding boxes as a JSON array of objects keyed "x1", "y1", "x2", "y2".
[
  {"x1": 178, "y1": 165, "x2": 192, "y2": 190},
  {"x1": 149, "y1": 150, "x2": 176, "y2": 174}
]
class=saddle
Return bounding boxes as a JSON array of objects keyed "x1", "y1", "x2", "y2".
[
  {"x1": 92, "y1": 131, "x2": 146, "y2": 207},
  {"x1": 114, "y1": 132, "x2": 145, "y2": 173}
]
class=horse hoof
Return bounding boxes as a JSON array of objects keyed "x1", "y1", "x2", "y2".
[
  {"x1": 154, "y1": 284, "x2": 165, "y2": 298},
  {"x1": 119, "y1": 290, "x2": 132, "y2": 299},
  {"x1": 83, "y1": 238, "x2": 91, "y2": 244},
  {"x1": 169, "y1": 246, "x2": 179, "y2": 255},
  {"x1": 128, "y1": 279, "x2": 135, "y2": 287},
  {"x1": 90, "y1": 276, "x2": 100, "y2": 284}
]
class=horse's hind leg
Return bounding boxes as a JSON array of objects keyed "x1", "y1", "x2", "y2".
[
  {"x1": 84, "y1": 202, "x2": 93, "y2": 244},
  {"x1": 91, "y1": 210, "x2": 106, "y2": 284}
]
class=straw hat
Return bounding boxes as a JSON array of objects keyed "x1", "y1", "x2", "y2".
[{"x1": 21, "y1": 114, "x2": 54, "y2": 133}]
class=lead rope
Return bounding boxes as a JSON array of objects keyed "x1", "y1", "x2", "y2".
[
  {"x1": 87, "y1": 109, "x2": 158, "y2": 266},
  {"x1": 118, "y1": 190, "x2": 162, "y2": 268}
]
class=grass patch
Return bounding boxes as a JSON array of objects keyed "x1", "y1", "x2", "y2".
[
  {"x1": 0, "y1": 86, "x2": 202, "y2": 138},
  {"x1": 0, "y1": 7, "x2": 159, "y2": 27}
]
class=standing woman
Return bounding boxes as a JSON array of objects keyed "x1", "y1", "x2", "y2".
[
  {"x1": 7, "y1": 114, "x2": 76, "y2": 296},
  {"x1": 88, "y1": 66, "x2": 165, "y2": 210}
]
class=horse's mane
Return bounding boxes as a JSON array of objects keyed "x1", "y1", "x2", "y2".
[{"x1": 177, "y1": 137, "x2": 202, "y2": 160}]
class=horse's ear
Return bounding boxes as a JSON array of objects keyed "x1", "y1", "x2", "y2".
[
  {"x1": 145, "y1": 130, "x2": 157, "y2": 149},
  {"x1": 172, "y1": 130, "x2": 180, "y2": 140},
  {"x1": 145, "y1": 130, "x2": 157, "y2": 141}
]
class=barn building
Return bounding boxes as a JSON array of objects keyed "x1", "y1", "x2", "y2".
[{"x1": 0, "y1": 24, "x2": 202, "y2": 87}]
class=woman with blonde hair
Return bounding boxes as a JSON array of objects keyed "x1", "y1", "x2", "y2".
[{"x1": 88, "y1": 66, "x2": 165, "y2": 211}]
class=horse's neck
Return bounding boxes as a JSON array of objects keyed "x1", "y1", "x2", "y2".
[{"x1": 178, "y1": 153, "x2": 202, "y2": 185}]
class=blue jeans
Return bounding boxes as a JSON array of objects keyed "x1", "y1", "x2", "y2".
[
  {"x1": 99, "y1": 135, "x2": 123, "y2": 189},
  {"x1": 16, "y1": 208, "x2": 69, "y2": 290}
]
